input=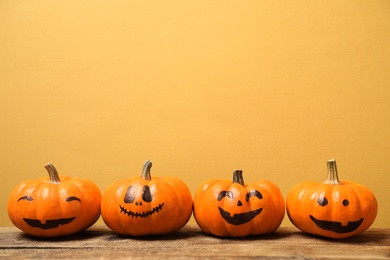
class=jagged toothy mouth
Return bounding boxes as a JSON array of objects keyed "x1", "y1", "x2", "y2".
[
  {"x1": 309, "y1": 215, "x2": 364, "y2": 233},
  {"x1": 119, "y1": 203, "x2": 164, "y2": 218},
  {"x1": 218, "y1": 207, "x2": 262, "y2": 225},
  {"x1": 23, "y1": 217, "x2": 76, "y2": 229}
]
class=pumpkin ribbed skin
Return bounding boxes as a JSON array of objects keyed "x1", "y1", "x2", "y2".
[
  {"x1": 100, "y1": 160, "x2": 193, "y2": 236},
  {"x1": 194, "y1": 170, "x2": 285, "y2": 237},
  {"x1": 7, "y1": 163, "x2": 102, "y2": 237},
  {"x1": 286, "y1": 159, "x2": 378, "y2": 239}
]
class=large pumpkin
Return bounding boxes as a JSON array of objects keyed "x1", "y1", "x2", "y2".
[
  {"x1": 286, "y1": 159, "x2": 378, "y2": 239},
  {"x1": 193, "y1": 170, "x2": 285, "y2": 237},
  {"x1": 100, "y1": 160, "x2": 193, "y2": 236},
  {"x1": 8, "y1": 163, "x2": 102, "y2": 237}
]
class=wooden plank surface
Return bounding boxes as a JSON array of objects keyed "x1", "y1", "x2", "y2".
[{"x1": 0, "y1": 226, "x2": 389, "y2": 259}]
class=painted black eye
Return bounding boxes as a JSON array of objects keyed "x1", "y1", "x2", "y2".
[
  {"x1": 142, "y1": 185, "x2": 153, "y2": 203},
  {"x1": 18, "y1": 196, "x2": 33, "y2": 202},
  {"x1": 124, "y1": 186, "x2": 135, "y2": 203},
  {"x1": 66, "y1": 196, "x2": 81, "y2": 202},
  {"x1": 343, "y1": 199, "x2": 349, "y2": 206},
  {"x1": 318, "y1": 196, "x2": 328, "y2": 206},
  {"x1": 245, "y1": 190, "x2": 263, "y2": 202},
  {"x1": 217, "y1": 191, "x2": 234, "y2": 201}
]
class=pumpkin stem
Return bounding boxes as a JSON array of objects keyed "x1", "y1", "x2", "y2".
[
  {"x1": 324, "y1": 159, "x2": 341, "y2": 185},
  {"x1": 142, "y1": 160, "x2": 152, "y2": 181},
  {"x1": 233, "y1": 170, "x2": 245, "y2": 186},
  {"x1": 44, "y1": 163, "x2": 61, "y2": 184}
]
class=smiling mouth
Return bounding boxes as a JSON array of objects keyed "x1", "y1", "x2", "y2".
[
  {"x1": 120, "y1": 203, "x2": 164, "y2": 218},
  {"x1": 309, "y1": 215, "x2": 364, "y2": 233},
  {"x1": 23, "y1": 217, "x2": 76, "y2": 230},
  {"x1": 218, "y1": 207, "x2": 262, "y2": 225}
]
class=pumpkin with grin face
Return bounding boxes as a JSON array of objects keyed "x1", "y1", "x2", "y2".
[
  {"x1": 194, "y1": 170, "x2": 285, "y2": 237},
  {"x1": 100, "y1": 160, "x2": 193, "y2": 236},
  {"x1": 286, "y1": 159, "x2": 378, "y2": 239},
  {"x1": 7, "y1": 163, "x2": 102, "y2": 237}
]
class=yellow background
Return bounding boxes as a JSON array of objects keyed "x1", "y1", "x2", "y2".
[{"x1": 1, "y1": 1, "x2": 389, "y2": 228}]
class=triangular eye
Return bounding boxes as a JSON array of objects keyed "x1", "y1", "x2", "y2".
[
  {"x1": 245, "y1": 190, "x2": 263, "y2": 202},
  {"x1": 142, "y1": 185, "x2": 153, "y2": 202},
  {"x1": 124, "y1": 186, "x2": 135, "y2": 203}
]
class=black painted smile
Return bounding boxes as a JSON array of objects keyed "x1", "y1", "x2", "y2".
[
  {"x1": 120, "y1": 203, "x2": 164, "y2": 218},
  {"x1": 218, "y1": 207, "x2": 262, "y2": 225},
  {"x1": 309, "y1": 215, "x2": 364, "y2": 233},
  {"x1": 23, "y1": 217, "x2": 76, "y2": 230}
]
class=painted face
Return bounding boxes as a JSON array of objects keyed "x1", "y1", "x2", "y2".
[
  {"x1": 119, "y1": 185, "x2": 164, "y2": 218},
  {"x1": 17, "y1": 195, "x2": 81, "y2": 229},
  {"x1": 217, "y1": 189, "x2": 263, "y2": 225},
  {"x1": 309, "y1": 195, "x2": 363, "y2": 233}
]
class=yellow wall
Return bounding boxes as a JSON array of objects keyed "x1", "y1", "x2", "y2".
[{"x1": 1, "y1": 1, "x2": 389, "y2": 228}]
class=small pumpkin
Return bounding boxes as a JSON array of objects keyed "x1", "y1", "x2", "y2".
[
  {"x1": 286, "y1": 159, "x2": 378, "y2": 239},
  {"x1": 100, "y1": 160, "x2": 193, "y2": 236},
  {"x1": 193, "y1": 169, "x2": 285, "y2": 237},
  {"x1": 8, "y1": 163, "x2": 102, "y2": 237}
]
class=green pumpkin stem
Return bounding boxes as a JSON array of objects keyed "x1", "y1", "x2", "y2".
[
  {"x1": 233, "y1": 170, "x2": 245, "y2": 186},
  {"x1": 142, "y1": 160, "x2": 153, "y2": 181},
  {"x1": 324, "y1": 159, "x2": 341, "y2": 185},
  {"x1": 44, "y1": 163, "x2": 61, "y2": 184}
]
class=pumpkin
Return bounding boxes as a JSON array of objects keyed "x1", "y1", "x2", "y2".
[
  {"x1": 193, "y1": 169, "x2": 285, "y2": 237},
  {"x1": 286, "y1": 159, "x2": 378, "y2": 239},
  {"x1": 7, "y1": 163, "x2": 102, "y2": 237},
  {"x1": 100, "y1": 160, "x2": 193, "y2": 236}
]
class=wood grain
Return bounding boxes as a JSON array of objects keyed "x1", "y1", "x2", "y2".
[{"x1": 0, "y1": 226, "x2": 389, "y2": 259}]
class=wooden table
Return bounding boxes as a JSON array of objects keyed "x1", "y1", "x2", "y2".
[{"x1": 0, "y1": 226, "x2": 389, "y2": 259}]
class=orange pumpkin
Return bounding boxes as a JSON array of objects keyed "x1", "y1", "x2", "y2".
[
  {"x1": 286, "y1": 159, "x2": 378, "y2": 239},
  {"x1": 100, "y1": 160, "x2": 193, "y2": 236},
  {"x1": 8, "y1": 163, "x2": 102, "y2": 237},
  {"x1": 193, "y1": 170, "x2": 285, "y2": 237}
]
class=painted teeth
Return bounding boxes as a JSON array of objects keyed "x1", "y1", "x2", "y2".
[{"x1": 119, "y1": 203, "x2": 164, "y2": 218}]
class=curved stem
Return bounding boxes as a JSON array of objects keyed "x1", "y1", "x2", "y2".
[
  {"x1": 324, "y1": 159, "x2": 341, "y2": 185},
  {"x1": 44, "y1": 163, "x2": 61, "y2": 184},
  {"x1": 142, "y1": 160, "x2": 152, "y2": 181},
  {"x1": 233, "y1": 170, "x2": 245, "y2": 186}
]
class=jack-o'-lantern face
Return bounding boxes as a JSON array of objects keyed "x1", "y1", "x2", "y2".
[
  {"x1": 309, "y1": 194, "x2": 363, "y2": 233},
  {"x1": 217, "y1": 189, "x2": 263, "y2": 225},
  {"x1": 119, "y1": 184, "x2": 164, "y2": 218},
  {"x1": 18, "y1": 195, "x2": 81, "y2": 230},
  {"x1": 193, "y1": 170, "x2": 285, "y2": 237}
]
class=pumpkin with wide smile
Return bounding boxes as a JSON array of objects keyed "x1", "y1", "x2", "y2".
[
  {"x1": 8, "y1": 163, "x2": 102, "y2": 237},
  {"x1": 286, "y1": 159, "x2": 378, "y2": 239},
  {"x1": 194, "y1": 169, "x2": 285, "y2": 237}
]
